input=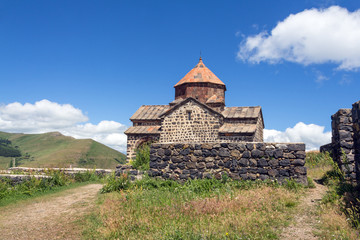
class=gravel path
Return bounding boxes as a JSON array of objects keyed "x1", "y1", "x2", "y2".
[
  {"x1": 280, "y1": 181, "x2": 328, "y2": 240},
  {"x1": 0, "y1": 184, "x2": 102, "y2": 240}
]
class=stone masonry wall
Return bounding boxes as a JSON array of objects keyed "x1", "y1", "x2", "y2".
[
  {"x1": 159, "y1": 101, "x2": 223, "y2": 143},
  {"x1": 331, "y1": 109, "x2": 356, "y2": 182},
  {"x1": 352, "y1": 101, "x2": 360, "y2": 182},
  {"x1": 149, "y1": 142, "x2": 307, "y2": 184}
]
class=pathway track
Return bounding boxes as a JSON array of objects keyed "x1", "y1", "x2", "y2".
[
  {"x1": 0, "y1": 184, "x2": 102, "y2": 240},
  {"x1": 280, "y1": 181, "x2": 328, "y2": 240}
]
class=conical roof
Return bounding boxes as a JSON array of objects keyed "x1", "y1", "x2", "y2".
[{"x1": 174, "y1": 57, "x2": 225, "y2": 87}]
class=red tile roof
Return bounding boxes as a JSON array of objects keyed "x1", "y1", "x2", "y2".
[
  {"x1": 174, "y1": 58, "x2": 225, "y2": 87},
  {"x1": 124, "y1": 126, "x2": 161, "y2": 135}
]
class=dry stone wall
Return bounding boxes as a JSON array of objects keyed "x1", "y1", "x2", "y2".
[
  {"x1": 331, "y1": 109, "x2": 356, "y2": 182},
  {"x1": 149, "y1": 142, "x2": 307, "y2": 184},
  {"x1": 352, "y1": 101, "x2": 360, "y2": 182}
]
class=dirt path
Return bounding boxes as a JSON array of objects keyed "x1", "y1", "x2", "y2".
[
  {"x1": 0, "y1": 184, "x2": 102, "y2": 240},
  {"x1": 280, "y1": 181, "x2": 328, "y2": 240}
]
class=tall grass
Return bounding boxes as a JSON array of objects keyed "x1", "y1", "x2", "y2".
[
  {"x1": 84, "y1": 175, "x2": 302, "y2": 239},
  {"x1": 0, "y1": 170, "x2": 103, "y2": 206}
]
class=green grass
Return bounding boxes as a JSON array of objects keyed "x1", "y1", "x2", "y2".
[
  {"x1": 0, "y1": 170, "x2": 104, "y2": 207},
  {"x1": 83, "y1": 176, "x2": 302, "y2": 239},
  {"x1": 0, "y1": 131, "x2": 126, "y2": 169}
]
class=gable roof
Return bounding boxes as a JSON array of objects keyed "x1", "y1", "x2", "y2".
[
  {"x1": 124, "y1": 126, "x2": 161, "y2": 135},
  {"x1": 130, "y1": 105, "x2": 170, "y2": 121},
  {"x1": 159, "y1": 97, "x2": 223, "y2": 118},
  {"x1": 174, "y1": 57, "x2": 225, "y2": 87},
  {"x1": 222, "y1": 106, "x2": 261, "y2": 119},
  {"x1": 219, "y1": 123, "x2": 257, "y2": 134}
]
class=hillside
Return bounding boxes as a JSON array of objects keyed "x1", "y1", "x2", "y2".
[{"x1": 0, "y1": 131, "x2": 126, "y2": 169}]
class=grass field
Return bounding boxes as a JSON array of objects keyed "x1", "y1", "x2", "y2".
[
  {"x1": 0, "y1": 131, "x2": 126, "y2": 169},
  {"x1": 82, "y1": 152, "x2": 360, "y2": 239}
]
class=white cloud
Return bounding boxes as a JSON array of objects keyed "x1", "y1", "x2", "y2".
[
  {"x1": 238, "y1": 6, "x2": 360, "y2": 70},
  {"x1": 264, "y1": 122, "x2": 331, "y2": 150},
  {"x1": 0, "y1": 100, "x2": 128, "y2": 152}
]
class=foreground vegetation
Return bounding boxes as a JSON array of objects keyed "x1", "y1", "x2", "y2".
[
  {"x1": 0, "y1": 170, "x2": 103, "y2": 207},
  {"x1": 80, "y1": 151, "x2": 360, "y2": 239}
]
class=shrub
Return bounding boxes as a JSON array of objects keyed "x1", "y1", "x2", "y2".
[
  {"x1": 101, "y1": 173, "x2": 131, "y2": 193},
  {"x1": 131, "y1": 144, "x2": 150, "y2": 170}
]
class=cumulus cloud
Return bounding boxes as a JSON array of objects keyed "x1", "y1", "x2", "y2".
[
  {"x1": 0, "y1": 100, "x2": 128, "y2": 152},
  {"x1": 238, "y1": 6, "x2": 360, "y2": 70},
  {"x1": 264, "y1": 122, "x2": 331, "y2": 150}
]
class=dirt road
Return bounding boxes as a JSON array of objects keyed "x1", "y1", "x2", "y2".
[
  {"x1": 280, "y1": 181, "x2": 328, "y2": 240},
  {"x1": 0, "y1": 184, "x2": 102, "y2": 240}
]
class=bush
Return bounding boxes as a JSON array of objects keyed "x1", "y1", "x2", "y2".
[
  {"x1": 101, "y1": 173, "x2": 131, "y2": 193},
  {"x1": 131, "y1": 144, "x2": 150, "y2": 170}
]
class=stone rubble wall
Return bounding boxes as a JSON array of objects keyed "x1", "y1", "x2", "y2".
[
  {"x1": 149, "y1": 142, "x2": 307, "y2": 184},
  {"x1": 352, "y1": 101, "x2": 360, "y2": 182},
  {"x1": 126, "y1": 134, "x2": 160, "y2": 160},
  {"x1": 331, "y1": 109, "x2": 356, "y2": 182}
]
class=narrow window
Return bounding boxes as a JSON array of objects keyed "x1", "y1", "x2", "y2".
[{"x1": 187, "y1": 111, "x2": 191, "y2": 120}]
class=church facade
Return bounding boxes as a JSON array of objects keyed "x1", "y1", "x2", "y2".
[{"x1": 125, "y1": 58, "x2": 264, "y2": 160}]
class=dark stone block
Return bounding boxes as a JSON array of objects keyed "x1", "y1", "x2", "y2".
[
  {"x1": 157, "y1": 162, "x2": 168, "y2": 169},
  {"x1": 288, "y1": 144, "x2": 305, "y2": 151},
  {"x1": 178, "y1": 162, "x2": 186, "y2": 170},
  {"x1": 150, "y1": 162, "x2": 157, "y2": 168},
  {"x1": 239, "y1": 158, "x2": 249, "y2": 167},
  {"x1": 197, "y1": 162, "x2": 206, "y2": 169},
  {"x1": 246, "y1": 143, "x2": 254, "y2": 151},
  {"x1": 150, "y1": 149, "x2": 156, "y2": 154},
  {"x1": 339, "y1": 130, "x2": 352, "y2": 140},
  {"x1": 240, "y1": 174, "x2": 248, "y2": 180},
  {"x1": 171, "y1": 157, "x2": 182, "y2": 163},
  {"x1": 295, "y1": 151, "x2": 306, "y2": 158},
  {"x1": 251, "y1": 149, "x2": 264, "y2": 158},
  {"x1": 249, "y1": 159, "x2": 257, "y2": 167},
  {"x1": 242, "y1": 151, "x2": 251, "y2": 158},
  {"x1": 202, "y1": 149, "x2": 212, "y2": 157},
  {"x1": 228, "y1": 143, "x2": 236, "y2": 150},
  {"x1": 205, "y1": 173, "x2": 212, "y2": 179},
  {"x1": 165, "y1": 149, "x2": 172, "y2": 156},
  {"x1": 279, "y1": 169, "x2": 290, "y2": 176},
  {"x1": 279, "y1": 159, "x2": 290, "y2": 166},
  {"x1": 175, "y1": 144, "x2": 183, "y2": 149},
  {"x1": 274, "y1": 149, "x2": 283, "y2": 158},
  {"x1": 221, "y1": 143, "x2": 228, "y2": 148},
  {"x1": 163, "y1": 156, "x2": 170, "y2": 161},
  {"x1": 194, "y1": 150, "x2": 202, "y2": 156},
  {"x1": 211, "y1": 149, "x2": 219, "y2": 156},
  {"x1": 340, "y1": 140, "x2": 354, "y2": 149},
  {"x1": 158, "y1": 148, "x2": 165, "y2": 156},
  {"x1": 195, "y1": 144, "x2": 202, "y2": 150},
  {"x1": 182, "y1": 169, "x2": 190, "y2": 175},
  {"x1": 150, "y1": 155, "x2": 158, "y2": 161},
  {"x1": 180, "y1": 148, "x2": 190, "y2": 155},
  {"x1": 258, "y1": 158, "x2": 269, "y2": 167},
  {"x1": 265, "y1": 149, "x2": 274, "y2": 157},
  {"x1": 238, "y1": 168, "x2": 247, "y2": 174},
  {"x1": 293, "y1": 159, "x2": 305, "y2": 166},
  {"x1": 255, "y1": 143, "x2": 266, "y2": 151},
  {"x1": 169, "y1": 164, "x2": 177, "y2": 170},
  {"x1": 258, "y1": 168, "x2": 268, "y2": 174},
  {"x1": 248, "y1": 168, "x2": 258, "y2": 173},
  {"x1": 236, "y1": 143, "x2": 246, "y2": 151},
  {"x1": 218, "y1": 160, "x2": 224, "y2": 166},
  {"x1": 186, "y1": 162, "x2": 196, "y2": 169},
  {"x1": 179, "y1": 174, "x2": 189, "y2": 180},
  {"x1": 162, "y1": 172, "x2": 170, "y2": 179},
  {"x1": 219, "y1": 148, "x2": 230, "y2": 157},
  {"x1": 224, "y1": 161, "x2": 231, "y2": 168}
]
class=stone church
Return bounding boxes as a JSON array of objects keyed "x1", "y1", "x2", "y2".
[{"x1": 125, "y1": 58, "x2": 264, "y2": 159}]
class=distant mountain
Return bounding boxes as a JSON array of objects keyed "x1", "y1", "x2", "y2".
[{"x1": 0, "y1": 131, "x2": 126, "y2": 169}]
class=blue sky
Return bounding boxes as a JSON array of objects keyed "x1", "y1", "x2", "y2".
[{"x1": 1, "y1": 0, "x2": 360, "y2": 152}]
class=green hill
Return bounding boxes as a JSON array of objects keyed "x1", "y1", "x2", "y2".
[{"x1": 0, "y1": 131, "x2": 126, "y2": 169}]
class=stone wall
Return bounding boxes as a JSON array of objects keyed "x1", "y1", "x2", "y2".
[
  {"x1": 352, "y1": 101, "x2": 360, "y2": 182},
  {"x1": 330, "y1": 109, "x2": 356, "y2": 182},
  {"x1": 149, "y1": 142, "x2": 307, "y2": 184},
  {"x1": 159, "y1": 100, "x2": 223, "y2": 143}
]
